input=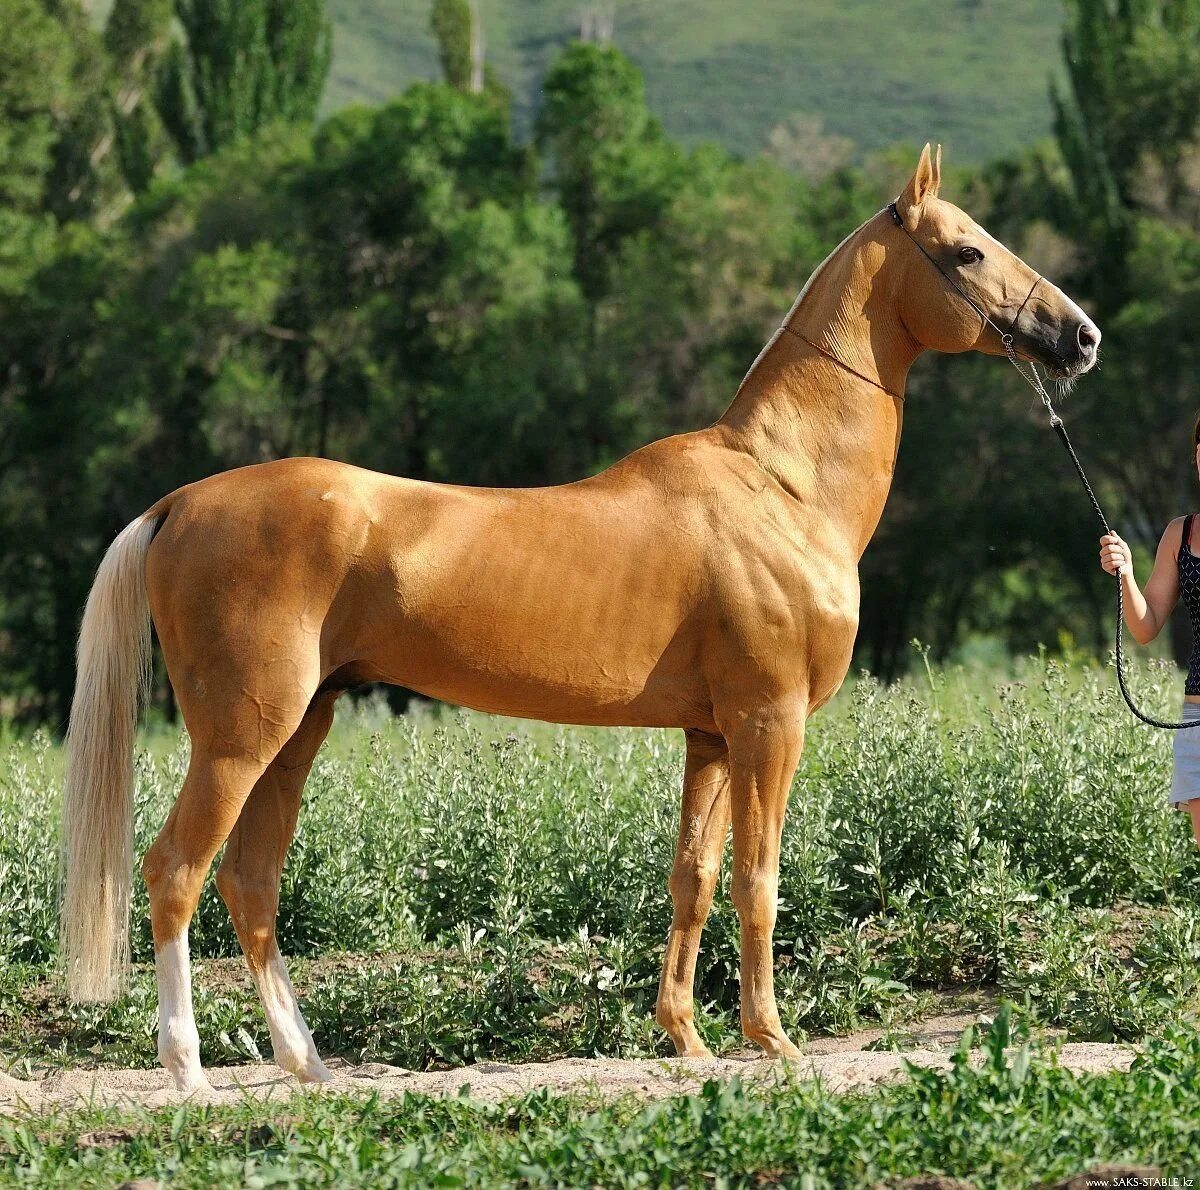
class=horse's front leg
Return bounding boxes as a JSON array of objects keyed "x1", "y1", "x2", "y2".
[
  {"x1": 656, "y1": 729, "x2": 731, "y2": 1057},
  {"x1": 724, "y1": 702, "x2": 806, "y2": 1058}
]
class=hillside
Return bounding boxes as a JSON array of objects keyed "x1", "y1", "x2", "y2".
[{"x1": 324, "y1": 0, "x2": 1066, "y2": 162}]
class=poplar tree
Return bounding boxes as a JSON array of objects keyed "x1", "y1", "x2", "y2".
[
  {"x1": 430, "y1": 0, "x2": 472, "y2": 91},
  {"x1": 156, "y1": 0, "x2": 332, "y2": 163},
  {"x1": 1053, "y1": 0, "x2": 1200, "y2": 307},
  {"x1": 104, "y1": 0, "x2": 174, "y2": 192}
]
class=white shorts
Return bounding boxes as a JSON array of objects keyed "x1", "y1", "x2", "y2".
[{"x1": 1170, "y1": 701, "x2": 1200, "y2": 808}]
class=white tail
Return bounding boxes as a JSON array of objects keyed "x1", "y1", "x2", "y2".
[{"x1": 60, "y1": 515, "x2": 158, "y2": 1002}]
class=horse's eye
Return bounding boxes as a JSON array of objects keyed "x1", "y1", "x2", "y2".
[{"x1": 958, "y1": 246, "x2": 983, "y2": 264}]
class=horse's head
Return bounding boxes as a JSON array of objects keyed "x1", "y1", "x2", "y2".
[{"x1": 890, "y1": 144, "x2": 1100, "y2": 381}]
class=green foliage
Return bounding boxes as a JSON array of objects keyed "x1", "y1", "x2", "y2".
[
  {"x1": 0, "y1": 700, "x2": 1199, "y2": 1183},
  {"x1": 537, "y1": 43, "x2": 664, "y2": 302},
  {"x1": 999, "y1": 0, "x2": 1200, "y2": 594},
  {"x1": 0, "y1": 220, "x2": 143, "y2": 718},
  {"x1": 156, "y1": 0, "x2": 332, "y2": 163},
  {"x1": 0, "y1": 24, "x2": 1185, "y2": 705},
  {"x1": 430, "y1": 0, "x2": 471, "y2": 91},
  {"x1": 0, "y1": 656, "x2": 1198, "y2": 1081},
  {"x1": 103, "y1": 0, "x2": 173, "y2": 69},
  {"x1": 104, "y1": 0, "x2": 175, "y2": 194},
  {"x1": 0, "y1": 0, "x2": 75, "y2": 211},
  {"x1": 0, "y1": 0, "x2": 127, "y2": 245},
  {"x1": 3, "y1": 42, "x2": 909, "y2": 710},
  {"x1": 1, "y1": 1024, "x2": 1199, "y2": 1186},
  {"x1": 1053, "y1": 0, "x2": 1200, "y2": 306},
  {"x1": 2, "y1": 1016, "x2": 1200, "y2": 1185},
  {"x1": 0, "y1": 23, "x2": 1198, "y2": 1182}
]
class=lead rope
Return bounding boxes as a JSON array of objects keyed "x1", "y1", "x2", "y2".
[
  {"x1": 886, "y1": 200, "x2": 1198, "y2": 729},
  {"x1": 1010, "y1": 346, "x2": 1200, "y2": 729}
]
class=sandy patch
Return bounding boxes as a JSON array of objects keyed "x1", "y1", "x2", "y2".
[{"x1": 0, "y1": 1008, "x2": 1137, "y2": 1113}]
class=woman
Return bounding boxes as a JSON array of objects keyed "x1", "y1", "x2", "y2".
[{"x1": 1100, "y1": 418, "x2": 1200, "y2": 845}]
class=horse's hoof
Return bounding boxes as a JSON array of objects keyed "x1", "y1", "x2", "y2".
[
  {"x1": 770, "y1": 1042, "x2": 803, "y2": 1061},
  {"x1": 170, "y1": 1071, "x2": 212, "y2": 1095},
  {"x1": 747, "y1": 1033, "x2": 802, "y2": 1061},
  {"x1": 293, "y1": 1058, "x2": 333, "y2": 1084}
]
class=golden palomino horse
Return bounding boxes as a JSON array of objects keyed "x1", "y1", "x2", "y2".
[{"x1": 61, "y1": 145, "x2": 1100, "y2": 1091}]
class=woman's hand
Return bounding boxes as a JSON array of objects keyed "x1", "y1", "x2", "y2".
[{"x1": 1100, "y1": 532, "x2": 1132, "y2": 576}]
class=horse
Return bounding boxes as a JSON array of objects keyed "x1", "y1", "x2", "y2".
[{"x1": 60, "y1": 144, "x2": 1100, "y2": 1092}]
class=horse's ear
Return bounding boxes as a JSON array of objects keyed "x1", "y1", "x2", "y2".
[{"x1": 896, "y1": 142, "x2": 939, "y2": 224}]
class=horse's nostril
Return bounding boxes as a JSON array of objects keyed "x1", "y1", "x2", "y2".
[{"x1": 1077, "y1": 322, "x2": 1100, "y2": 351}]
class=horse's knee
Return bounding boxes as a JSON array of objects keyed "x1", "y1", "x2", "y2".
[{"x1": 670, "y1": 859, "x2": 720, "y2": 922}]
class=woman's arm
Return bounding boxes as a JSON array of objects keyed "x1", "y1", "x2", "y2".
[{"x1": 1099, "y1": 520, "x2": 1183, "y2": 645}]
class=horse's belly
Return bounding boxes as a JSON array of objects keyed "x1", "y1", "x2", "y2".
[
  {"x1": 364, "y1": 617, "x2": 707, "y2": 727},
  {"x1": 346, "y1": 549, "x2": 711, "y2": 728}
]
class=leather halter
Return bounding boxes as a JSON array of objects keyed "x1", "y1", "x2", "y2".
[
  {"x1": 884, "y1": 198, "x2": 1064, "y2": 419},
  {"x1": 778, "y1": 201, "x2": 1045, "y2": 407},
  {"x1": 886, "y1": 200, "x2": 1042, "y2": 351}
]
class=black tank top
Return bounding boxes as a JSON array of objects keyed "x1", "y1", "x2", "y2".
[{"x1": 1179, "y1": 514, "x2": 1200, "y2": 695}]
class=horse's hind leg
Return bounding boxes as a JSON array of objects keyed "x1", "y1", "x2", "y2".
[
  {"x1": 143, "y1": 746, "x2": 285, "y2": 1091},
  {"x1": 215, "y1": 691, "x2": 338, "y2": 1083},
  {"x1": 142, "y1": 677, "x2": 315, "y2": 1092}
]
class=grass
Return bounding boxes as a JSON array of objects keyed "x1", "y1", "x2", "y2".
[
  {"x1": 320, "y1": 0, "x2": 1066, "y2": 162},
  {"x1": 85, "y1": 1, "x2": 1068, "y2": 162},
  {"x1": 2, "y1": 1010, "x2": 1200, "y2": 1186},
  {"x1": 2, "y1": 650, "x2": 1200, "y2": 1182},
  {"x1": 0, "y1": 652, "x2": 1199, "y2": 1074}
]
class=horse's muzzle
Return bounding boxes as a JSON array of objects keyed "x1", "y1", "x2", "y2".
[{"x1": 1020, "y1": 312, "x2": 1101, "y2": 380}]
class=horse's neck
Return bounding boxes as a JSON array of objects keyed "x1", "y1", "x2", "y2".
[{"x1": 716, "y1": 222, "x2": 920, "y2": 557}]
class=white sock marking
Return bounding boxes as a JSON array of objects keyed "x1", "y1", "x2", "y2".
[
  {"x1": 254, "y1": 945, "x2": 330, "y2": 1082},
  {"x1": 155, "y1": 930, "x2": 207, "y2": 1092}
]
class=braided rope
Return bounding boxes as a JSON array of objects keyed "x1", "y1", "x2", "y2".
[{"x1": 1048, "y1": 413, "x2": 1200, "y2": 728}]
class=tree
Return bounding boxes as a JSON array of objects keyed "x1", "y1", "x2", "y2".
[
  {"x1": 295, "y1": 85, "x2": 585, "y2": 481},
  {"x1": 104, "y1": 0, "x2": 175, "y2": 193},
  {"x1": 1053, "y1": 0, "x2": 1200, "y2": 308},
  {"x1": 0, "y1": 0, "x2": 70, "y2": 292},
  {"x1": 1044, "y1": 0, "x2": 1200, "y2": 660},
  {"x1": 156, "y1": 0, "x2": 331, "y2": 163},
  {"x1": 0, "y1": 0, "x2": 129, "y2": 232},
  {"x1": 430, "y1": 0, "x2": 510, "y2": 113},
  {"x1": 0, "y1": 225, "x2": 141, "y2": 720},
  {"x1": 537, "y1": 43, "x2": 678, "y2": 305},
  {"x1": 430, "y1": 0, "x2": 471, "y2": 91}
]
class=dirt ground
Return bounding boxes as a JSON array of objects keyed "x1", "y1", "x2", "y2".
[{"x1": 0, "y1": 1005, "x2": 1137, "y2": 1112}]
